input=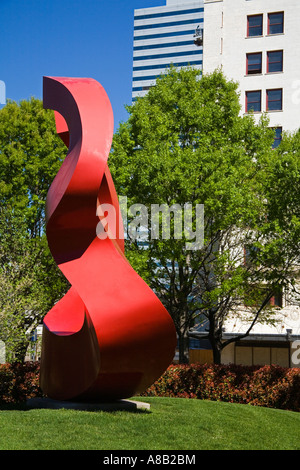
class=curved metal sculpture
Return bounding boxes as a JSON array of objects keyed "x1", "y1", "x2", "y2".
[{"x1": 39, "y1": 77, "x2": 177, "y2": 402}]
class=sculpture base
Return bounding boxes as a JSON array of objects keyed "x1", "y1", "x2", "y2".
[{"x1": 26, "y1": 397, "x2": 150, "y2": 412}]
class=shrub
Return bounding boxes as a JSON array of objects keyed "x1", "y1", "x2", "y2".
[
  {"x1": 141, "y1": 363, "x2": 300, "y2": 412},
  {"x1": 0, "y1": 361, "x2": 299, "y2": 411},
  {"x1": 0, "y1": 362, "x2": 42, "y2": 404}
]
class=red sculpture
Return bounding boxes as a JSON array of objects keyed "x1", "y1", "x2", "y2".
[{"x1": 39, "y1": 77, "x2": 177, "y2": 401}]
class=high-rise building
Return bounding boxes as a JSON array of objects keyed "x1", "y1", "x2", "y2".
[
  {"x1": 132, "y1": 0, "x2": 300, "y2": 140},
  {"x1": 132, "y1": 0, "x2": 204, "y2": 101}
]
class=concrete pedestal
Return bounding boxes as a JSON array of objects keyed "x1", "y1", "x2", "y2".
[{"x1": 26, "y1": 397, "x2": 150, "y2": 412}]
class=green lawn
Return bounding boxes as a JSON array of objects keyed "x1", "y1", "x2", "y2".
[{"x1": 0, "y1": 397, "x2": 299, "y2": 450}]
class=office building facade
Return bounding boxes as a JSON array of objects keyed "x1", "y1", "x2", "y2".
[{"x1": 132, "y1": 0, "x2": 204, "y2": 101}]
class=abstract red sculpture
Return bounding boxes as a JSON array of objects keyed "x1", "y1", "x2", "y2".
[{"x1": 39, "y1": 77, "x2": 177, "y2": 401}]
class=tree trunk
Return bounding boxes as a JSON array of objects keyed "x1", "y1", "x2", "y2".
[
  {"x1": 212, "y1": 346, "x2": 222, "y2": 365},
  {"x1": 208, "y1": 310, "x2": 223, "y2": 365},
  {"x1": 178, "y1": 332, "x2": 189, "y2": 364}
]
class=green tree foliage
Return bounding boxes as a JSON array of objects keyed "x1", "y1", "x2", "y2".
[
  {"x1": 264, "y1": 130, "x2": 300, "y2": 265},
  {"x1": 0, "y1": 98, "x2": 69, "y2": 361},
  {"x1": 109, "y1": 67, "x2": 300, "y2": 363}
]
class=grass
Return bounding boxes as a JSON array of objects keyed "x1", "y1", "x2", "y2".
[{"x1": 0, "y1": 397, "x2": 299, "y2": 450}]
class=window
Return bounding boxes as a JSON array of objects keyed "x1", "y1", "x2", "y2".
[
  {"x1": 247, "y1": 14, "x2": 263, "y2": 36},
  {"x1": 272, "y1": 127, "x2": 282, "y2": 148},
  {"x1": 270, "y1": 291, "x2": 283, "y2": 308},
  {"x1": 266, "y1": 89, "x2": 283, "y2": 111},
  {"x1": 244, "y1": 284, "x2": 283, "y2": 309},
  {"x1": 246, "y1": 52, "x2": 262, "y2": 74},
  {"x1": 268, "y1": 12, "x2": 284, "y2": 35},
  {"x1": 246, "y1": 90, "x2": 261, "y2": 112},
  {"x1": 267, "y1": 50, "x2": 283, "y2": 73},
  {"x1": 244, "y1": 244, "x2": 260, "y2": 267}
]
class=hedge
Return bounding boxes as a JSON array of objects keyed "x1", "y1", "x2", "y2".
[
  {"x1": 141, "y1": 363, "x2": 300, "y2": 412},
  {"x1": 0, "y1": 362, "x2": 299, "y2": 412}
]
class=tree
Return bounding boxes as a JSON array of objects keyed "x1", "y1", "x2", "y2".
[
  {"x1": 109, "y1": 67, "x2": 300, "y2": 363},
  {"x1": 260, "y1": 129, "x2": 300, "y2": 307},
  {"x1": 0, "y1": 98, "x2": 69, "y2": 361}
]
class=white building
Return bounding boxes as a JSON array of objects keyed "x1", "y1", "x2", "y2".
[
  {"x1": 203, "y1": 0, "x2": 300, "y2": 141},
  {"x1": 198, "y1": 0, "x2": 300, "y2": 367}
]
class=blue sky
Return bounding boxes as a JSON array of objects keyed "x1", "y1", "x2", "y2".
[{"x1": 0, "y1": 0, "x2": 165, "y2": 130}]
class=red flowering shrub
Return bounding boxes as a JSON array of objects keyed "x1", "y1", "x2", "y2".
[
  {"x1": 0, "y1": 362, "x2": 42, "y2": 404},
  {"x1": 0, "y1": 361, "x2": 299, "y2": 411},
  {"x1": 141, "y1": 363, "x2": 300, "y2": 412}
]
